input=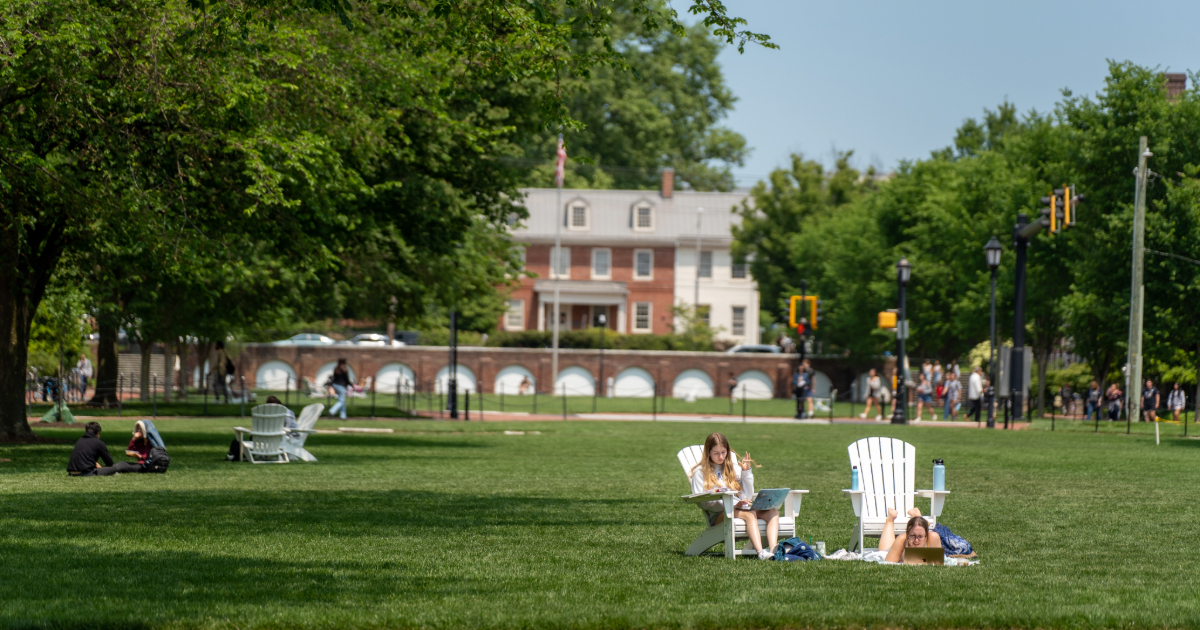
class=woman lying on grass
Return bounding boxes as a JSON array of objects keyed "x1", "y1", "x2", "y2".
[
  {"x1": 690, "y1": 432, "x2": 779, "y2": 560},
  {"x1": 881, "y1": 508, "x2": 974, "y2": 561}
]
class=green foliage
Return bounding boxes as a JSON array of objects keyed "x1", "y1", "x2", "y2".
[{"x1": 26, "y1": 284, "x2": 90, "y2": 376}]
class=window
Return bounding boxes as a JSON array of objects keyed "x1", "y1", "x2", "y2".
[
  {"x1": 732, "y1": 306, "x2": 746, "y2": 336},
  {"x1": 506, "y1": 300, "x2": 525, "y2": 330},
  {"x1": 569, "y1": 204, "x2": 589, "y2": 230},
  {"x1": 634, "y1": 249, "x2": 653, "y2": 279},
  {"x1": 591, "y1": 248, "x2": 611, "y2": 279},
  {"x1": 698, "y1": 251, "x2": 712, "y2": 278},
  {"x1": 550, "y1": 246, "x2": 570, "y2": 278},
  {"x1": 634, "y1": 205, "x2": 654, "y2": 231},
  {"x1": 731, "y1": 262, "x2": 748, "y2": 279},
  {"x1": 634, "y1": 302, "x2": 652, "y2": 331},
  {"x1": 698, "y1": 305, "x2": 711, "y2": 326}
]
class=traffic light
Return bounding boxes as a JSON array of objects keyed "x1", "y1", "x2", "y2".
[
  {"x1": 1067, "y1": 186, "x2": 1084, "y2": 227},
  {"x1": 789, "y1": 294, "x2": 820, "y2": 331},
  {"x1": 815, "y1": 299, "x2": 826, "y2": 328}
]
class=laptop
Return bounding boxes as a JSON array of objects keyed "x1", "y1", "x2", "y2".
[
  {"x1": 747, "y1": 488, "x2": 790, "y2": 511},
  {"x1": 903, "y1": 546, "x2": 945, "y2": 565}
]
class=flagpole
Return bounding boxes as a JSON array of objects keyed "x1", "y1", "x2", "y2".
[{"x1": 552, "y1": 134, "x2": 564, "y2": 397}]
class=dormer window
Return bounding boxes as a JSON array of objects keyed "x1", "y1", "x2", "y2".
[
  {"x1": 567, "y1": 201, "x2": 590, "y2": 231},
  {"x1": 632, "y1": 203, "x2": 655, "y2": 232}
]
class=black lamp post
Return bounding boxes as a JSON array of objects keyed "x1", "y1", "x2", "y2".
[
  {"x1": 985, "y1": 237, "x2": 1002, "y2": 428},
  {"x1": 891, "y1": 258, "x2": 911, "y2": 424},
  {"x1": 597, "y1": 312, "x2": 607, "y2": 397}
]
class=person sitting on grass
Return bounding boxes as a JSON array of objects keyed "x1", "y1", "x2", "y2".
[
  {"x1": 690, "y1": 432, "x2": 779, "y2": 560},
  {"x1": 265, "y1": 396, "x2": 298, "y2": 432},
  {"x1": 880, "y1": 508, "x2": 974, "y2": 561},
  {"x1": 67, "y1": 422, "x2": 144, "y2": 476}
]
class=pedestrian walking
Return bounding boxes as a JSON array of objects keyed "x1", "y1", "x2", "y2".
[
  {"x1": 793, "y1": 360, "x2": 815, "y2": 419},
  {"x1": 1105, "y1": 383, "x2": 1123, "y2": 422},
  {"x1": 1058, "y1": 383, "x2": 1074, "y2": 416},
  {"x1": 727, "y1": 372, "x2": 738, "y2": 402},
  {"x1": 943, "y1": 372, "x2": 961, "y2": 420},
  {"x1": 76, "y1": 355, "x2": 93, "y2": 399},
  {"x1": 327, "y1": 358, "x2": 354, "y2": 419},
  {"x1": 859, "y1": 368, "x2": 883, "y2": 421},
  {"x1": 914, "y1": 372, "x2": 935, "y2": 421},
  {"x1": 1167, "y1": 382, "x2": 1186, "y2": 423},
  {"x1": 1141, "y1": 380, "x2": 1159, "y2": 422},
  {"x1": 1085, "y1": 381, "x2": 1101, "y2": 421},
  {"x1": 967, "y1": 367, "x2": 983, "y2": 423}
]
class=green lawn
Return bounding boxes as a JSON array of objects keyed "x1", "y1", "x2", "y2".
[{"x1": 3, "y1": 418, "x2": 1199, "y2": 629}]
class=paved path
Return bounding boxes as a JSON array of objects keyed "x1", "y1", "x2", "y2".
[{"x1": 415, "y1": 411, "x2": 1029, "y2": 428}]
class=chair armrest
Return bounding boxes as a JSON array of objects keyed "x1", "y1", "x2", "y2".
[
  {"x1": 916, "y1": 490, "x2": 950, "y2": 517},
  {"x1": 681, "y1": 490, "x2": 737, "y2": 504},
  {"x1": 784, "y1": 489, "x2": 809, "y2": 519},
  {"x1": 290, "y1": 428, "x2": 319, "y2": 434},
  {"x1": 240, "y1": 430, "x2": 288, "y2": 437},
  {"x1": 233, "y1": 427, "x2": 251, "y2": 433},
  {"x1": 843, "y1": 489, "x2": 864, "y2": 517}
]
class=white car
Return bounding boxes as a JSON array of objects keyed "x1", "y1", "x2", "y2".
[
  {"x1": 347, "y1": 333, "x2": 389, "y2": 346},
  {"x1": 273, "y1": 333, "x2": 335, "y2": 346}
]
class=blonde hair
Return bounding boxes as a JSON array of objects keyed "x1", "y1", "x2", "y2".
[{"x1": 692, "y1": 432, "x2": 741, "y2": 492}]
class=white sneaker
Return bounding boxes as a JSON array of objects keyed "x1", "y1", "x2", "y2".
[
  {"x1": 875, "y1": 415, "x2": 882, "y2": 421},
  {"x1": 859, "y1": 413, "x2": 867, "y2": 419},
  {"x1": 757, "y1": 549, "x2": 773, "y2": 560},
  {"x1": 932, "y1": 414, "x2": 937, "y2": 421}
]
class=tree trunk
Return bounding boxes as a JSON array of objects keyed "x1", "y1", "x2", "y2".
[
  {"x1": 0, "y1": 270, "x2": 36, "y2": 440},
  {"x1": 88, "y1": 318, "x2": 120, "y2": 406},
  {"x1": 1035, "y1": 349, "x2": 1050, "y2": 419},
  {"x1": 163, "y1": 340, "x2": 174, "y2": 403},
  {"x1": 139, "y1": 341, "x2": 151, "y2": 401}
]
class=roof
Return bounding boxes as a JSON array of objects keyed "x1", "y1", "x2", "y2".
[{"x1": 511, "y1": 188, "x2": 752, "y2": 246}]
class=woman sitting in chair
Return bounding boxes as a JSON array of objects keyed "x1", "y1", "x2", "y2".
[
  {"x1": 689, "y1": 432, "x2": 779, "y2": 560},
  {"x1": 881, "y1": 509, "x2": 942, "y2": 562}
]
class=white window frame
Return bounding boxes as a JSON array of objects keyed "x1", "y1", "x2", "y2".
[
  {"x1": 731, "y1": 261, "x2": 748, "y2": 280},
  {"x1": 633, "y1": 204, "x2": 655, "y2": 232},
  {"x1": 591, "y1": 248, "x2": 612, "y2": 280},
  {"x1": 633, "y1": 302, "x2": 652, "y2": 332},
  {"x1": 550, "y1": 246, "x2": 571, "y2": 279},
  {"x1": 634, "y1": 249, "x2": 654, "y2": 280},
  {"x1": 698, "y1": 251, "x2": 713, "y2": 279},
  {"x1": 698, "y1": 304, "x2": 711, "y2": 326},
  {"x1": 506, "y1": 300, "x2": 525, "y2": 330},
  {"x1": 731, "y1": 306, "x2": 746, "y2": 336},
  {"x1": 568, "y1": 202, "x2": 590, "y2": 231}
]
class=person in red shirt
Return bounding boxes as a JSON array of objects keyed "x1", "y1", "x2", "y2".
[{"x1": 124, "y1": 421, "x2": 153, "y2": 464}]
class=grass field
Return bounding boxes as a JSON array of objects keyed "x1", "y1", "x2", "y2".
[{"x1": 3, "y1": 417, "x2": 1199, "y2": 629}]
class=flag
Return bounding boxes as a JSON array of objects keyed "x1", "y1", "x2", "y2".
[{"x1": 554, "y1": 134, "x2": 566, "y2": 188}]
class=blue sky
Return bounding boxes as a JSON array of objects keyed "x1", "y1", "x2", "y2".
[{"x1": 714, "y1": 1, "x2": 1200, "y2": 185}]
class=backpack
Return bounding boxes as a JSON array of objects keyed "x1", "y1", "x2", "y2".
[
  {"x1": 773, "y1": 537, "x2": 822, "y2": 562},
  {"x1": 145, "y1": 447, "x2": 170, "y2": 473},
  {"x1": 225, "y1": 357, "x2": 236, "y2": 376}
]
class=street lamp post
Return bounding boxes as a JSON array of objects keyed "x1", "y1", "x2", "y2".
[
  {"x1": 891, "y1": 258, "x2": 911, "y2": 425},
  {"x1": 597, "y1": 313, "x2": 607, "y2": 398},
  {"x1": 985, "y1": 237, "x2": 1002, "y2": 428}
]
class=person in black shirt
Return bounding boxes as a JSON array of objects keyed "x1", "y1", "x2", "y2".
[
  {"x1": 328, "y1": 358, "x2": 354, "y2": 420},
  {"x1": 68, "y1": 422, "x2": 146, "y2": 476},
  {"x1": 1142, "y1": 380, "x2": 1159, "y2": 422}
]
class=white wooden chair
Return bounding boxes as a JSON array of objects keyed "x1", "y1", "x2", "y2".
[
  {"x1": 282, "y1": 403, "x2": 324, "y2": 462},
  {"x1": 233, "y1": 403, "x2": 290, "y2": 464},
  {"x1": 677, "y1": 445, "x2": 808, "y2": 559},
  {"x1": 842, "y1": 437, "x2": 949, "y2": 552}
]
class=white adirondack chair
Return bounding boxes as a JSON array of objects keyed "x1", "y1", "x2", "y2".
[
  {"x1": 677, "y1": 445, "x2": 808, "y2": 559},
  {"x1": 233, "y1": 403, "x2": 290, "y2": 464},
  {"x1": 282, "y1": 403, "x2": 324, "y2": 462},
  {"x1": 842, "y1": 437, "x2": 949, "y2": 552}
]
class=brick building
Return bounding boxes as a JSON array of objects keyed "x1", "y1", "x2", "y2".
[{"x1": 504, "y1": 170, "x2": 760, "y2": 343}]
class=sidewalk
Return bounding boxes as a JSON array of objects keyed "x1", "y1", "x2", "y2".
[{"x1": 413, "y1": 411, "x2": 1030, "y2": 428}]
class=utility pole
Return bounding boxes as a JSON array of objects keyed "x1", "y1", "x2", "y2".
[
  {"x1": 551, "y1": 134, "x2": 565, "y2": 395},
  {"x1": 1127, "y1": 136, "x2": 1151, "y2": 424}
]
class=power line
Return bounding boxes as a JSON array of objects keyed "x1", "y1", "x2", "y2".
[{"x1": 1147, "y1": 248, "x2": 1200, "y2": 267}]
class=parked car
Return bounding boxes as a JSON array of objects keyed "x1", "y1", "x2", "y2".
[
  {"x1": 726, "y1": 344, "x2": 781, "y2": 354},
  {"x1": 272, "y1": 333, "x2": 335, "y2": 346},
  {"x1": 346, "y1": 333, "x2": 389, "y2": 346}
]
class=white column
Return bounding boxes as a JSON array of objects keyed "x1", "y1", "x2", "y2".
[
  {"x1": 617, "y1": 301, "x2": 627, "y2": 333},
  {"x1": 537, "y1": 296, "x2": 546, "y2": 331}
]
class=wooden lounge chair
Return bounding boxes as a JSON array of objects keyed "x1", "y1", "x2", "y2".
[
  {"x1": 233, "y1": 403, "x2": 290, "y2": 464},
  {"x1": 677, "y1": 445, "x2": 808, "y2": 559},
  {"x1": 282, "y1": 403, "x2": 324, "y2": 462},
  {"x1": 842, "y1": 437, "x2": 949, "y2": 552}
]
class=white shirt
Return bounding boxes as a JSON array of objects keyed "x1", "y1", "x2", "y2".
[
  {"x1": 77, "y1": 357, "x2": 93, "y2": 379},
  {"x1": 968, "y1": 372, "x2": 983, "y2": 400},
  {"x1": 691, "y1": 465, "x2": 755, "y2": 514}
]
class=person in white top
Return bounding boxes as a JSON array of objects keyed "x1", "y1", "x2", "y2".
[
  {"x1": 859, "y1": 368, "x2": 883, "y2": 421},
  {"x1": 1168, "y1": 382, "x2": 1187, "y2": 423},
  {"x1": 77, "y1": 355, "x2": 93, "y2": 398},
  {"x1": 690, "y1": 432, "x2": 778, "y2": 560},
  {"x1": 967, "y1": 367, "x2": 983, "y2": 423}
]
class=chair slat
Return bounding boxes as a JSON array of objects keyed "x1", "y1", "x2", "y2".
[
  {"x1": 864, "y1": 437, "x2": 883, "y2": 517},
  {"x1": 903, "y1": 440, "x2": 917, "y2": 513}
]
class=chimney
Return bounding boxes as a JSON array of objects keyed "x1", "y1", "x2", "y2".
[
  {"x1": 1164, "y1": 73, "x2": 1187, "y2": 100},
  {"x1": 660, "y1": 167, "x2": 674, "y2": 199}
]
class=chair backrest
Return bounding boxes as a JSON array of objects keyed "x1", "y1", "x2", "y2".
[
  {"x1": 252, "y1": 403, "x2": 288, "y2": 434},
  {"x1": 847, "y1": 437, "x2": 916, "y2": 518},
  {"x1": 677, "y1": 445, "x2": 740, "y2": 486},
  {"x1": 296, "y1": 403, "x2": 324, "y2": 431}
]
